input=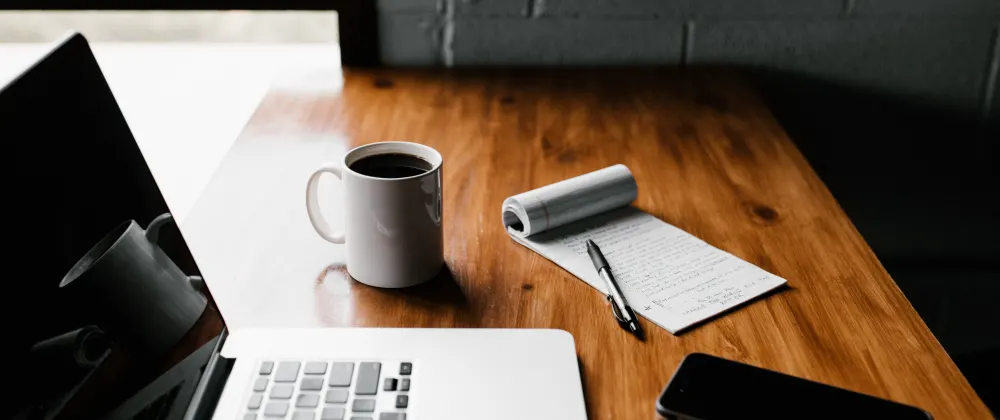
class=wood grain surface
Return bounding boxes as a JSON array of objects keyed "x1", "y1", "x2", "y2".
[{"x1": 182, "y1": 68, "x2": 991, "y2": 419}]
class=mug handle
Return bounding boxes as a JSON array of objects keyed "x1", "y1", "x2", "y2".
[
  {"x1": 144, "y1": 213, "x2": 207, "y2": 294},
  {"x1": 144, "y1": 213, "x2": 174, "y2": 244},
  {"x1": 305, "y1": 162, "x2": 346, "y2": 244}
]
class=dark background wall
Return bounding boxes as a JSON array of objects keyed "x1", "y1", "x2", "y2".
[
  {"x1": 380, "y1": 0, "x2": 1000, "y2": 411},
  {"x1": 377, "y1": 0, "x2": 998, "y2": 119}
]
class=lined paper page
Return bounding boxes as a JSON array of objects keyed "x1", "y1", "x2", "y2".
[{"x1": 510, "y1": 207, "x2": 787, "y2": 333}]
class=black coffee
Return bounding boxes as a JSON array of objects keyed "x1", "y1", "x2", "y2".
[{"x1": 349, "y1": 153, "x2": 433, "y2": 178}]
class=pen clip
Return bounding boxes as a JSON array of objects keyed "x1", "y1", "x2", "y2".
[{"x1": 606, "y1": 294, "x2": 627, "y2": 323}]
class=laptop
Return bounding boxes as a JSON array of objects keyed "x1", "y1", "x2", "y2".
[{"x1": 5, "y1": 33, "x2": 587, "y2": 420}]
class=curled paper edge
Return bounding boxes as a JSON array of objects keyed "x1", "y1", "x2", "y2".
[
  {"x1": 502, "y1": 196, "x2": 534, "y2": 238},
  {"x1": 501, "y1": 164, "x2": 637, "y2": 239}
]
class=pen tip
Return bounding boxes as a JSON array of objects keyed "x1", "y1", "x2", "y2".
[{"x1": 586, "y1": 239, "x2": 595, "y2": 247}]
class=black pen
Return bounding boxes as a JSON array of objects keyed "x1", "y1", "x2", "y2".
[{"x1": 586, "y1": 240, "x2": 643, "y2": 339}]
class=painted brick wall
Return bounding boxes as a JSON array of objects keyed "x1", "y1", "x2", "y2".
[{"x1": 376, "y1": 0, "x2": 1000, "y2": 119}]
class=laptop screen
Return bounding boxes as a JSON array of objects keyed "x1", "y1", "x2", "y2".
[{"x1": 3, "y1": 34, "x2": 225, "y2": 420}]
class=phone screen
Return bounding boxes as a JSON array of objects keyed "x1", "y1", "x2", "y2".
[{"x1": 656, "y1": 353, "x2": 931, "y2": 419}]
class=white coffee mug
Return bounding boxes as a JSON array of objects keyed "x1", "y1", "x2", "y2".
[{"x1": 306, "y1": 142, "x2": 444, "y2": 288}]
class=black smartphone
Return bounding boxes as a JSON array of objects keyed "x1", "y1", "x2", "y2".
[{"x1": 656, "y1": 353, "x2": 932, "y2": 419}]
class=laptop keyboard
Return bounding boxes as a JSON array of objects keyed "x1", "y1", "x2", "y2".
[{"x1": 243, "y1": 360, "x2": 413, "y2": 420}]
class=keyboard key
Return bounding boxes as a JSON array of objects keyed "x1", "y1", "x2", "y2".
[
  {"x1": 243, "y1": 414, "x2": 257, "y2": 420},
  {"x1": 304, "y1": 361, "x2": 328, "y2": 375},
  {"x1": 301, "y1": 377, "x2": 324, "y2": 390},
  {"x1": 253, "y1": 377, "x2": 268, "y2": 392},
  {"x1": 264, "y1": 402, "x2": 289, "y2": 417},
  {"x1": 248, "y1": 394, "x2": 263, "y2": 409},
  {"x1": 352, "y1": 399, "x2": 376, "y2": 412},
  {"x1": 292, "y1": 412, "x2": 315, "y2": 420},
  {"x1": 355, "y1": 363, "x2": 381, "y2": 395},
  {"x1": 399, "y1": 363, "x2": 412, "y2": 376},
  {"x1": 270, "y1": 384, "x2": 294, "y2": 399},
  {"x1": 321, "y1": 407, "x2": 346, "y2": 420},
  {"x1": 399, "y1": 379, "x2": 410, "y2": 391},
  {"x1": 395, "y1": 394, "x2": 408, "y2": 409},
  {"x1": 296, "y1": 393, "x2": 320, "y2": 408},
  {"x1": 325, "y1": 389, "x2": 349, "y2": 404},
  {"x1": 380, "y1": 414, "x2": 406, "y2": 420},
  {"x1": 275, "y1": 362, "x2": 301, "y2": 382},
  {"x1": 329, "y1": 362, "x2": 355, "y2": 387},
  {"x1": 349, "y1": 417, "x2": 372, "y2": 420},
  {"x1": 383, "y1": 378, "x2": 397, "y2": 391},
  {"x1": 259, "y1": 361, "x2": 274, "y2": 375}
]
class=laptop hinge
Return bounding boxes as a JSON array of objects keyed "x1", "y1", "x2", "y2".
[{"x1": 183, "y1": 328, "x2": 234, "y2": 420}]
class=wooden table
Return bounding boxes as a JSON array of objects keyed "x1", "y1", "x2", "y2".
[{"x1": 182, "y1": 68, "x2": 991, "y2": 419}]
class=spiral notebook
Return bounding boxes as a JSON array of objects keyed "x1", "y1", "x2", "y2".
[{"x1": 502, "y1": 165, "x2": 788, "y2": 334}]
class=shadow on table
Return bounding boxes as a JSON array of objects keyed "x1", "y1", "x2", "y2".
[
  {"x1": 327, "y1": 263, "x2": 479, "y2": 327},
  {"x1": 372, "y1": 264, "x2": 469, "y2": 309},
  {"x1": 743, "y1": 67, "x2": 999, "y2": 412},
  {"x1": 314, "y1": 262, "x2": 474, "y2": 327}
]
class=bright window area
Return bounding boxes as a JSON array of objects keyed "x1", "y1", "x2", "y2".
[{"x1": 0, "y1": 11, "x2": 342, "y2": 222}]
